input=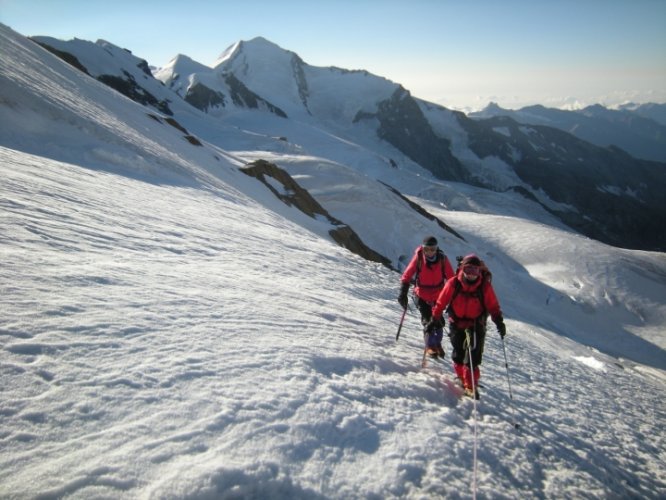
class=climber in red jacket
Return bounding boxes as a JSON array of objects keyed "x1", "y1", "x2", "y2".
[
  {"x1": 398, "y1": 236, "x2": 454, "y2": 358},
  {"x1": 428, "y1": 254, "x2": 506, "y2": 399}
]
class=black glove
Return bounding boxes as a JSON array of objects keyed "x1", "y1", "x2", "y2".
[
  {"x1": 397, "y1": 282, "x2": 409, "y2": 309},
  {"x1": 424, "y1": 317, "x2": 443, "y2": 334},
  {"x1": 494, "y1": 317, "x2": 506, "y2": 338}
]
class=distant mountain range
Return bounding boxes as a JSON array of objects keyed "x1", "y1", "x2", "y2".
[
  {"x1": 470, "y1": 101, "x2": 666, "y2": 163},
  {"x1": 28, "y1": 34, "x2": 666, "y2": 252}
]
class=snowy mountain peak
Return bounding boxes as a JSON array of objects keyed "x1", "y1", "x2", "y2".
[
  {"x1": 213, "y1": 40, "x2": 242, "y2": 67},
  {"x1": 213, "y1": 36, "x2": 296, "y2": 70},
  {"x1": 153, "y1": 53, "x2": 211, "y2": 90},
  {"x1": 167, "y1": 53, "x2": 210, "y2": 71}
]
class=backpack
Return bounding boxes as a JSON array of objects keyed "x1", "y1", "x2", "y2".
[{"x1": 446, "y1": 255, "x2": 492, "y2": 322}]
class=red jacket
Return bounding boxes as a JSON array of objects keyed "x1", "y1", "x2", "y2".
[
  {"x1": 401, "y1": 247, "x2": 454, "y2": 303},
  {"x1": 432, "y1": 269, "x2": 502, "y2": 328}
]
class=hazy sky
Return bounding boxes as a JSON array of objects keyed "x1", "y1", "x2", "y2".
[{"x1": 2, "y1": 0, "x2": 665, "y2": 110}]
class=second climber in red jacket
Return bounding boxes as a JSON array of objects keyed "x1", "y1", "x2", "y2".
[
  {"x1": 427, "y1": 254, "x2": 506, "y2": 399},
  {"x1": 398, "y1": 236, "x2": 454, "y2": 358}
]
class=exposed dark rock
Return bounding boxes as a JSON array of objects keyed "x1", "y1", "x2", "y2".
[
  {"x1": 30, "y1": 39, "x2": 173, "y2": 116},
  {"x1": 30, "y1": 39, "x2": 91, "y2": 75},
  {"x1": 290, "y1": 53, "x2": 310, "y2": 113},
  {"x1": 184, "y1": 135, "x2": 202, "y2": 146},
  {"x1": 241, "y1": 160, "x2": 394, "y2": 269},
  {"x1": 223, "y1": 73, "x2": 287, "y2": 118},
  {"x1": 456, "y1": 114, "x2": 666, "y2": 251},
  {"x1": 378, "y1": 181, "x2": 465, "y2": 242},
  {"x1": 97, "y1": 71, "x2": 172, "y2": 115},
  {"x1": 184, "y1": 82, "x2": 226, "y2": 112},
  {"x1": 355, "y1": 87, "x2": 467, "y2": 183},
  {"x1": 164, "y1": 117, "x2": 188, "y2": 134},
  {"x1": 145, "y1": 113, "x2": 201, "y2": 146},
  {"x1": 136, "y1": 59, "x2": 152, "y2": 77}
]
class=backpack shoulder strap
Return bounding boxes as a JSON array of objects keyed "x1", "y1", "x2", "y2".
[
  {"x1": 476, "y1": 276, "x2": 487, "y2": 313},
  {"x1": 440, "y1": 251, "x2": 450, "y2": 278},
  {"x1": 412, "y1": 247, "x2": 423, "y2": 286},
  {"x1": 445, "y1": 278, "x2": 463, "y2": 317},
  {"x1": 415, "y1": 247, "x2": 423, "y2": 272}
]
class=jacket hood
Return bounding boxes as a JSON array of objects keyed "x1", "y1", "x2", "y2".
[{"x1": 457, "y1": 269, "x2": 482, "y2": 291}]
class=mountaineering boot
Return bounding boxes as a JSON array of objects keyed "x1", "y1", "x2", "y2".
[
  {"x1": 453, "y1": 362, "x2": 465, "y2": 387},
  {"x1": 427, "y1": 327, "x2": 444, "y2": 358},
  {"x1": 461, "y1": 365, "x2": 481, "y2": 398},
  {"x1": 464, "y1": 387, "x2": 480, "y2": 400},
  {"x1": 462, "y1": 365, "x2": 480, "y2": 389},
  {"x1": 424, "y1": 331, "x2": 440, "y2": 358},
  {"x1": 425, "y1": 346, "x2": 439, "y2": 358}
]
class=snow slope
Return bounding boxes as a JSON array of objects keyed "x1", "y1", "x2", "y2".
[{"x1": 1, "y1": 24, "x2": 665, "y2": 499}]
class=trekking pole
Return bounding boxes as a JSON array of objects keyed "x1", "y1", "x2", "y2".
[
  {"x1": 395, "y1": 306, "x2": 408, "y2": 341},
  {"x1": 465, "y1": 328, "x2": 479, "y2": 500},
  {"x1": 501, "y1": 335, "x2": 521, "y2": 429}
]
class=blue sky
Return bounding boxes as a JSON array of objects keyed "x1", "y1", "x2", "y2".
[{"x1": 2, "y1": 0, "x2": 665, "y2": 110}]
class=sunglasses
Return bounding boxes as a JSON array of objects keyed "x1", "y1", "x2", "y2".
[
  {"x1": 423, "y1": 245, "x2": 437, "y2": 254},
  {"x1": 463, "y1": 265, "x2": 480, "y2": 276}
]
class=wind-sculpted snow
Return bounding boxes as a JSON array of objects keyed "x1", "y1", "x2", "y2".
[{"x1": 1, "y1": 147, "x2": 665, "y2": 499}]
